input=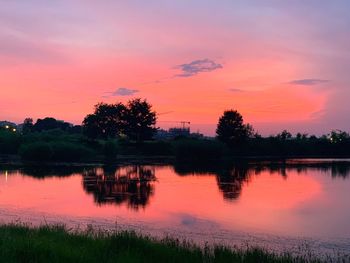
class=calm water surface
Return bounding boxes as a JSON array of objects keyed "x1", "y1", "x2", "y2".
[{"x1": 1, "y1": 160, "x2": 350, "y2": 256}]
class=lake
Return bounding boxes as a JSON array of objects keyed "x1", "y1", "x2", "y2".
[{"x1": 1, "y1": 159, "x2": 350, "y2": 257}]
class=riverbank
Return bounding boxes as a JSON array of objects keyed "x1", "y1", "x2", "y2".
[
  {"x1": 2, "y1": 128, "x2": 350, "y2": 164},
  {"x1": 2, "y1": 153, "x2": 350, "y2": 166},
  {"x1": 0, "y1": 224, "x2": 326, "y2": 263}
]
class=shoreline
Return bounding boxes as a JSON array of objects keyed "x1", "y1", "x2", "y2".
[
  {"x1": 1, "y1": 207, "x2": 349, "y2": 260},
  {"x1": 1, "y1": 154, "x2": 350, "y2": 167}
]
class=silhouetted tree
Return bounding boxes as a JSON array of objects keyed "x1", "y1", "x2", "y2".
[
  {"x1": 82, "y1": 114, "x2": 100, "y2": 139},
  {"x1": 22, "y1": 118, "x2": 34, "y2": 134},
  {"x1": 216, "y1": 110, "x2": 253, "y2": 147},
  {"x1": 329, "y1": 130, "x2": 349, "y2": 144},
  {"x1": 276, "y1": 130, "x2": 292, "y2": 140},
  {"x1": 296, "y1": 133, "x2": 308, "y2": 140},
  {"x1": 124, "y1": 98, "x2": 157, "y2": 141},
  {"x1": 82, "y1": 103, "x2": 127, "y2": 139},
  {"x1": 33, "y1": 117, "x2": 71, "y2": 132}
]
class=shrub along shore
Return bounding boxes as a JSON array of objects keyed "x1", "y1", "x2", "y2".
[
  {"x1": 0, "y1": 224, "x2": 327, "y2": 263},
  {"x1": 1, "y1": 128, "x2": 350, "y2": 164}
]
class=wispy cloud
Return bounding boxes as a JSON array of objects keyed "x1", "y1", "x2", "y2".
[
  {"x1": 310, "y1": 109, "x2": 326, "y2": 119},
  {"x1": 288, "y1": 79, "x2": 330, "y2": 86},
  {"x1": 103, "y1": 87, "x2": 139, "y2": 98},
  {"x1": 175, "y1": 59, "x2": 223, "y2": 77},
  {"x1": 228, "y1": 88, "x2": 245, "y2": 92}
]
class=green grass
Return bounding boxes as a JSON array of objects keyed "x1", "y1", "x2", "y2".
[{"x1": 0, "y1": 224, "x2": 326, "y2": 263}]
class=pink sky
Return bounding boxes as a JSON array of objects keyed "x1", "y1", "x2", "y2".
[{"x1": 1, "y1": 1, "x2": 349, "y2": 135}]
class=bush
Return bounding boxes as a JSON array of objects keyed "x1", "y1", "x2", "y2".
[
  {"x1": 22, "y1": 129, "x2": 82, "y2": 144},
  {"x1": 103, "y1": 140, "x2": 118, "y2": 161},
  {"x1": 173, "y1": 139, "x2": 226, "y2": 162},
  {"x1": 138, "y1": 141, "x2": 173, "y2": 155},
  {"x1": 0, "y1": 130, "x2": 21, "y2": 154},
  {"x1": 19, "y1": 141, "x2": 94, "y2": 162},
  {"x1": 19, "y1": 142, "x2": 53, "y2": 161},
  {"x1": 50, "y1": 142, "x2": 94, "y2": 162}
]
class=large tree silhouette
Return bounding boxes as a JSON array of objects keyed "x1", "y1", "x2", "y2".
[
  {"x1": 83, "y1": 102, "x2": 127, "y2": 139},
  {"x1": 124, "y1": 98, "x2": 157, "y2": 141},
  {"x1": 22, "y1": 118, "x2": 34, "y2": 134},
  {"x1": 33, "y1": 117, "x2": 71, "y2": 132},
  {"x1": 216, "y1": 110, "x2": 253, "y2": 147},
  {"x1": 82, "y1": 99, "x2": 156, "y2": 141}
]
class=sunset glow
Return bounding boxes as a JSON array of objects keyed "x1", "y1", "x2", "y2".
[{"x1": 1, "y1": 1, "x2": 349, "y2": 135}]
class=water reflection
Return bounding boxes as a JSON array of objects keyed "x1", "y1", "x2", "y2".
[
  {"x1": 0, "y1": 166, "x2": 88, "y2": 180},
  {"x1": 174, "y1": 160, "x2": 350, "y2": 201},
  {"x1": 174, "y1": 163, "x2": 252, "y2": 201},
  {"x1": 21, "y1": 166, "x2": 87, "y2": 179},
  {"x1": 82, "y1": 165, "x2": 156, "y2": 210},
  {"x1": 3, "y1": 161, "x2": 350, "y2": 256},
  {"x1": 216, "y1": 165, "x2": 252, "y2": 200},
  {"x1": 1, "y1": 160, "x2": 350, "y2": 207}
]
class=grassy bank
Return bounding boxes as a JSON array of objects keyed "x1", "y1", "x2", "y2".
[{"x1": 0, "y1": 224, "x2": 325, "y2": 263}]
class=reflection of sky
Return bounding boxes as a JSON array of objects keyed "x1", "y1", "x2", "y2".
[
  {"x1": 1, "y1": 165, "x2": 350, "y2": 241},
  {"x1": 1, "y1": 1, "x2": 350, "y2": 135}
]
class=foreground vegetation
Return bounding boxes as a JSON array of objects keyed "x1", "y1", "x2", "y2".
[{"x1": 0, "y1": 224, "x2": 327, "y2": 263}]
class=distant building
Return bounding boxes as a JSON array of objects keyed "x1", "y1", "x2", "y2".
[
  {"x1": 168, "y1": 127, "x2": 190, "y2": 137},
  {"x1": 154, "y1": 127, "x2": 203, "y2": 140},
  {"x1": 154, "y1": 129, "x2": 172, "y2": 140}
]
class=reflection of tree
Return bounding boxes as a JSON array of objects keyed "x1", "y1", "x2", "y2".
[
  {"x1": 330, "y1": 163, "x2": 350, "y2": 178},
  {"x1": 82, "y1": 165, "x2": 156, "y2": 210},
  {"x1": 216, "y1": 165, "x2": 252, "y2": 201},
  {"x1": 174, "y1": 162, "x2": 253, "y2": 201},
  {"x1": 20, "y1": 166, "x2": 86, "y2": 179},
  {"x1": 265, "y1": 160, "x2": 350, "y2": 179},
  {"x1": 2, "y1": 160, "x2": 350, "y2": 208},
  {"x1": 174, "y1": 160, "x2": 350, "y2": 201}
]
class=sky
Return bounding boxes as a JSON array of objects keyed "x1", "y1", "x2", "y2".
[{"x1": 1, "y1": 0, "x2": 350, "y2": 136}]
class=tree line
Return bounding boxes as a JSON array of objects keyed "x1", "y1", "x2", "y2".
[
  {"x1": 18, "y1": 98, "x2": 156, "y2": 142},
  {"x1": 2, "y1": 97, "x2": 350, "y2": 161},
  {"x1": 16, "y1": 97, "x2": 349, "y2": 148}
]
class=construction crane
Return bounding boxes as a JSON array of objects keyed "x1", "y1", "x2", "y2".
[
  {"x1": 179, "y1": 121, "x2": 191, "y2": 129},
  {"x1": 158, "y1": 121, "x2": 191, "y2": 129},
  {"x1": 156, "y1": 111, "x2": 191, "y2": 130}
]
